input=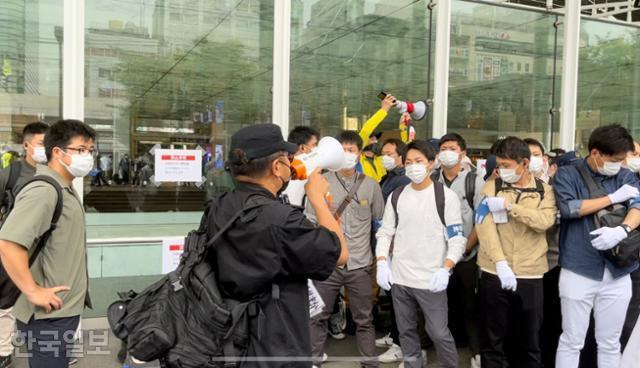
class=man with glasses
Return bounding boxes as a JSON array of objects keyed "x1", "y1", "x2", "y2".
[{"x1": 0, "y1": 120, "x2": 96, "y2": 368}]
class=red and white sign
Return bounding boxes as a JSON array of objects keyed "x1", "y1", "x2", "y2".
[
  {"x1": 154, "y1": 148, "x2": 202, "y2": 182},
  {"x1": 162, "y1": 237, "x2": 185, "y2": 274}
]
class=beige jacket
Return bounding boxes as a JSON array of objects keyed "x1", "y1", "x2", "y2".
[{"x1": 476, "y1": 177, "x2": 557, "y2": 277}]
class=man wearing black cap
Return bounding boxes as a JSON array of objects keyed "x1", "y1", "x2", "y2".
[{"x1": 203, "y1": 124, "x2": 348, "y2": 367}]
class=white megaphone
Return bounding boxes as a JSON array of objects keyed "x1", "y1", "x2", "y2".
[
  {"x1": 397, "y1": 99, "x2": 427, "y2": 120},
  {"x1": 291, "y1": 136, "x2": 346, "y2": 180}
]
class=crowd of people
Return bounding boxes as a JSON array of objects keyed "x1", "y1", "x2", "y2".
[{"x1": 0, "y1": 97, "x2": 640, "y2": 368}]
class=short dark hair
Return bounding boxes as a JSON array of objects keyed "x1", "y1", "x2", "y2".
[
  {"x1": 228, "y1": 149, "x2": 286, "y2": 178},
  {"x1": 439, "y1": 133, "x2": 467, "y2": 151},
  {"x1": 494, "y1": 137, "x2": 531, "y2": 163},
  {"x1": 489, "y1": 138, "x2": 504, "y2": 155},
  {"x1": 44, "y1": 119, "x2": 97, "y2": 160},
  {"x1": 336, "y1": 130, "x2": 363, "y2": 151},
  {"x1": 588, "y1": 124, "x2": 634, "y2": 156},
  {"x1": 382, "y1": 138, "x2": 406, "y2": 156},
  {"x1": 523, "y1": 138, "x2": 545, "y2": 155},
  {"x1": 287, "y1": 126, "x2": 319, "y2": 146},
  {"x1": 22, "y1": 122, "x2": 49, "y2": 143},
  {"x1": 403, "y1": 139, "x2": 436, "y2": 163}
]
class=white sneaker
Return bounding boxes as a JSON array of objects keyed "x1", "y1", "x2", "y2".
[
  {"x1": 397, "y1": 350, "x2": 427, "y2": 368},
  {"x1": 323, "y1": 353, "x2": 328, "y2": 362},
  {"x1": 375, "y1": 333, "x2": 394, "y2": 348},
  {"x1": 379, "y1": 344, "x2": 403, "y2": 363},
  {"x1": 471, "y1": 354, "x2": 481, "y2": 368}
]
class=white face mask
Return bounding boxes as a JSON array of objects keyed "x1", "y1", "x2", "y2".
[
  {"x1": 59, "y1": 151, "x2": 94, "y2": 177},
  {"x1": 529, "y1": 156, "x2": 544, "y2": 174},
  {"x1": 499, "y1": 167, "x2": 522, "y2": 184},
  {"x1": 31, "y1": 146, "x2": 48, "y2": 164},
  {"x1": 597, "y1": 156, "x2": 622, "y2": 176},
  {"x1": 381, "y1": 155, "x2": 397, "y2": 170},
  {"x1": 626, "y1": 157, "x2": 640, "y2": 173},
  {"x1": 405, "y1": 164, "x2": 428, "y2": 184},
  {"x1": 438, "y1": 151, "x2": 459, "y2": 168},
  {"x1": 342, "y1": 152, "x2": 359, "y2": 170}
]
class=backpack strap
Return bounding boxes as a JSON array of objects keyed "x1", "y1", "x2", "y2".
[
  {"x1": 494, "y1": 177, "x2": 504, "y2": 196},
  {"x1": 430, "y1": 169, "x2": 440, "y2": 184},
  {"x1": 433, "y1": 180, "x2": 446, "y2": 227},
  {"x1": 534, "y1": 177, "x2": 545, "y2": 201},
  {"x1": 14, "y1": 175, "x2": 64, "y2": 267},
  {"x1": 576, "y1": 164, "x2": 608, "y2": 198},
  {"x1": 464, "y1": 171, "x2": 477, "y2": 209},
  {"x1": 391, "y1": 184, "x2": 408, "y2": 228},
  {"x1": 334, "y1": 173, "x2": 365, "y2": 219}
]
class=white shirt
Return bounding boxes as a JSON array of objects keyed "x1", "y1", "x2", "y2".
[
  {"x1": 283, "y1": 179, "x2": 307, "y2": 206},
  {"x1": 376, "y1": 183, "x2": 466, "y2": 289}
]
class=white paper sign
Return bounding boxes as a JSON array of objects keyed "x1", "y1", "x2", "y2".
[
  {"x1": 308, "y1": 280, "x2": 325, "y2": 318},
  {"x1": 154, "y1": 149, "x2": 202, "y2": 182},
  {"x1": 162, "y1": 238, "x2": 185, "y2": 274}
]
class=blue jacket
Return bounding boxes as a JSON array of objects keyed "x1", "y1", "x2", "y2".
[
  {"x1": 554, "y1": 159, "x2": 640, "y2": 280},
  {"x1": 380, "y1": 167, "x2": 411, "y2": 202}
]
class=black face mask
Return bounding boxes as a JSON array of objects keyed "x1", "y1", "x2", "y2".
[{"x1": 277, "y1": 176, "x2": 290, "y2": 197}]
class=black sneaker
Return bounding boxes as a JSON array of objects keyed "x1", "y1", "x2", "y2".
[{"x1": 0, "y1": 355, "x2": 13, "y2": 368}]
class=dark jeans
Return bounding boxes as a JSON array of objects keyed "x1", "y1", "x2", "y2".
[
  {"x1": 621, "y1": 269, "x2": 640, "y2": 350},
  {"x1": 447, "y1": 258, "x2": 480, "y2": 354},
  {"x1": 542, "y1": 266, "x2": 562, "y2": 367},
  {"x1": 479, "y1": 272, "x2": 543, "y2": 368},
  {"x1": 16, "y1": 316, "x2": 80, "y2": 368}
]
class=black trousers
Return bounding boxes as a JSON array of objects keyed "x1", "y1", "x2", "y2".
[
  {"x1": 479, "y1": 272, "x2": 543, "y2": 368},
  {"x1": 447, "y1": 258, "x2": 480, "y2": 354},
  {"x1": 16, "y1": 316, "x2": 80, "y2": 368},
  {"x1": 541, "y1": 266, "x2": 562, "y2": 367}
]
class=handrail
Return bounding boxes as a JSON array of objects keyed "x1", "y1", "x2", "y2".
[{"x1": 86, "y1": 236, "x2": 182, "y2": 246}]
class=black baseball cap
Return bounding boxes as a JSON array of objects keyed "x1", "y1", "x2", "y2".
[
  {"x1": 484, "y1": 155, "x2": 497, "y2": 181},
  {"x1": 230, "y1": 124, "x2": 298, "y2": 160}
]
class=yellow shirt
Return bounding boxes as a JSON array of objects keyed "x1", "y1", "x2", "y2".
[{"x1": 359, "y1": 109, "x2": 388, "y2": 182}]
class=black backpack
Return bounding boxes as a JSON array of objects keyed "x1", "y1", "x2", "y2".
[
  {"x1": 0, "y1": 175, "x2": 63, "y2": 309},
  {"x1": 576, "y1": 165, "x2": 640, "y2": 268},
  {"x1": 390, "y1": 180, "x2": 446, "y2": 229},
  {"x1": 107, "y1": 195, "x2": 277, "y2": 367},
  {"x1": 430, "y1": 169, "x2": 476, "y2": 209}
]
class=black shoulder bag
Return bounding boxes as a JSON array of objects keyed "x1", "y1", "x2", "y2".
[{"x1": 576, "y1": 165, "x2": 640, "y2": 268}]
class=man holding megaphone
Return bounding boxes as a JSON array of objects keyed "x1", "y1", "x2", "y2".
[{"x1": 306, "y1": 131, "x2": 385, "y2": 367}]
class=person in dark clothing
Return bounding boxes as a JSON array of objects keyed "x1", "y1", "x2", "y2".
[
  {"x1": 379, "y1": 139, "x2": 411, "y2": 201},
  {"x1": 119, "y1": 154, "x2": 130, "y2": 184},
  {"x1": 203, "y1": 124, "x2": 347, "y2": 367}
]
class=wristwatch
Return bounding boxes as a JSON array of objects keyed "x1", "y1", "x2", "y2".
[{"x1": 621, "y1": 224, "x2": 632, "y2": 234}]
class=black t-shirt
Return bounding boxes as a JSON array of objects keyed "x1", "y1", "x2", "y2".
[{"x1": 205, "y1": 182, "x2": 340, "y2": 366}]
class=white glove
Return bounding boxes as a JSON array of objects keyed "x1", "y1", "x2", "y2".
[
  {"x1": 429, "y1": 268, "x2": 451, "y2": 293},
  {"x1": 486, "y1": 197, "x2": 506, "y2": 213},
  {"x1": 376, "y1": 260, "x2": 394, "y2": 291},
  {"x1": 608, "y1": 184, "x2": 640, "y2": 204},
  {"x1": 590, "y1": 226, "x2": 628, "y2": 250},
  {"x1": 495, "y1": 260, "x2": 517, "y2": 291}
]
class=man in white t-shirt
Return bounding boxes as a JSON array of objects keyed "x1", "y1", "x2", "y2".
[
  {"x1": 376, "y1": 139, "x2": 467, "y2": 368},
  {"x1": 282, "y1": 126, "x2": 319, "y2": 206}
]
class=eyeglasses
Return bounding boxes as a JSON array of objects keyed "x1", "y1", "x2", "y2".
[{"x1": 64, "y1": 147, "x2": 98, "y2": 157}]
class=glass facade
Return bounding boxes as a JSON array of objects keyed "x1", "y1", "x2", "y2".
[
  {"x1": 290, "y1": 0, "x2": 435, "y2": 140},
  {"x1": 2, "y1": 0, "x2": 640, "y2": 316},
  {"x1": 575, "y1": 19, "x2": 640, "y2": 154},
  {"x1": 448, "y1": 1, "x2": 563, "y2": 155},
  {"x1": 0, "y1": 1, "x2": 62, "y2": 149}
]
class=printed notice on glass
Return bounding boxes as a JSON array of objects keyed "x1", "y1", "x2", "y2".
[
  {"x1": 162, "y1": 238, "x2": 185, "y2": 274},
  {"x1": 308, "y1": 280, "x2": 325, "y2": 318},
  {"x1": 154, "y1": 149, "x2": 202, "y2": 182}
]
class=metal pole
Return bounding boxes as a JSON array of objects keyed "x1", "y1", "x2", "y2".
[
  {"x1": 272, "y1": 0, "x2": 291, "y2": 136},
  {"x1": 558, "y1": 1, "x2": 581, "y2": 151},
  {"x1": 431, "y1": 0, "x2": 452, "y2": 139},
  {"x1": 63, "y1": 0, "x2": 85, "y2": 197}
]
